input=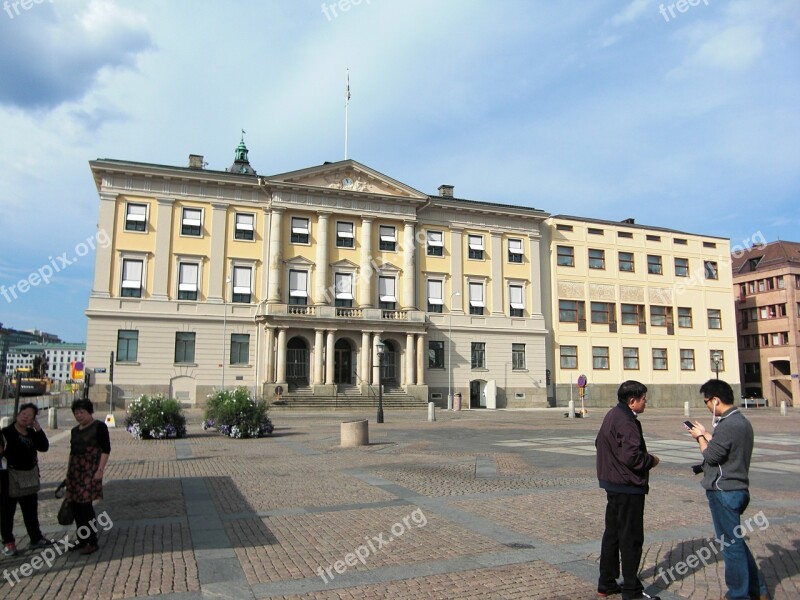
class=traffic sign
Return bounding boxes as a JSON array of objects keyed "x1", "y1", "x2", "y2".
[
  {"x1": 577, "y1": 374, "x2": 587, "y2": 388},
  {"x1": 93, "y1": 367, "x2": 107, "y2": 373}
]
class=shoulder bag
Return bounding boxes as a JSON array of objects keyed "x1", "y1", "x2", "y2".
[{"x1": 8, "y1": 463, "x2": 41, "y2": 498}]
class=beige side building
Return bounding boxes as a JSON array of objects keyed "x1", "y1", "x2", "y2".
[
  {"x1": 85, "y1": 143, "x2": 550, "y2": 408},
  {"x1": 732, "y1": 240, "x2": 800, "y2": 407},
  {"x1": 541, "y1": 216, "x2": 740, "y2": 407}
]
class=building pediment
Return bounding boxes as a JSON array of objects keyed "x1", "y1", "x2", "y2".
[
  {"x1": 286, "y1": 256, "x2": 315, "y2": 267},
  {"x1": 268, "y1": 160, "x2": 428, "y2": 201},
  {"x1": 375, "y1": 261, "x2": 402, "y2": 274},
  {"x1": 330, "y1": 259, "x2": 359, "y2": 270}
]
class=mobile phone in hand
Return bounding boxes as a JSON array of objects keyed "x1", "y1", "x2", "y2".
[{"x1": 683, "y1": 420, "x2": 694, "y2": 430}]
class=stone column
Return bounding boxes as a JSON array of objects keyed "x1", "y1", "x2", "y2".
[
  {"x1": 314, "y1": 329, "x2": 325, "y2": 385},
  {"x1": 264, "y1": 327, "x2": 275, "y2": 382},
  {"x1": 450, "y1": 227, "x2": 464, "y2": 312},
  {"x1": 361, "y1": 330, "x2": 371, "y2": 385},
  {"x1": 359, "y1": 217, "x2": 374, "y2": 307},
  {"x1": 208, "y1": 202, "x2": 228, "y2": 303},
  {"x1": 416, "y1": 333, "x2": 426, "y2": 385},
  {"x1": 275, "y1": 328, "x2": 287, "y2": 384},
  {"x1": 490, "y1": 232, "x2": 504, "y2": 315},
  {"x1": 315, "y1": 212, "x2": 331, "y2": 305},
  {"x1": 402, "y1": 221, "x2": 416, "y2": 309},
  {"x1": 405, "y1": 333, "x2": 415, "y2": 386},
  {"x1": 92, "y1": 192, "x2": 117, "y2": 298},
  {"x1": 325, "y1": 330, "x2": 336, "y2": 385},
  {"x1": 267, "y1": 207, "x2": 284, "y2": 303},
  {"x1": 151, "y1": 197, "x2": 175, "y2": 300},
  {"x1": 528, "y1": 233, "x2": 543, "y2": 316}
]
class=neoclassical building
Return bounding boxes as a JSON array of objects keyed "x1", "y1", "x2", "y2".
[{"x1": 85, "y1": 142, "x2": 549, "y2": 408}]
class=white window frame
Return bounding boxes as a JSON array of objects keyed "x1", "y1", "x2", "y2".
[
  {"x1": 508, "y1": 282, "x2": 525, "y2": 315},
  {"x1": 181, "y1": 207, "x2": 203, "y2": 236},
  {"x1": 291, "y1": 216, "x2": 311, "y2": 244},
  {"x1": 427, "y1": 230, "x2": 444, "y2": 254},
  {"x1": 468, "y1": 281, "x2": 485, "y2": 308},
  {"x1": 289, "y1": 269, "x2": 309, "y2": 302},
  {"x1": 378, "y1": 276, "x2": 397, "y2": 303},
  {"x1": 231, "y1": 264, "x2": 253, "y2": 301},
  {"x1": 120, "y1": 253, "x2": 146, "y2": 297},
  {"x1": 177, "y1": 261, "x2": 200, "y2": 299},
  {"x1": 427, "y1": 279, "x2": 444, "y2": 306},
  {"x1": 508, "y1": 238, "x2": 523, "y2": 260},
  {"x1": 235, "y1": 212, "x2": 255, "y2": 240},
  {"x1": 334, "y1": 272, "x2": 354, "y2": 301},
  {"x1": 468, "y1": 234, "x2": 484, "y2": 250},
  {"x1": 336, "y1": 221, "x2": 354, "y2": 247},
  {"x1": 125, "y1": 202, "x2": 148, "y2": 232}
]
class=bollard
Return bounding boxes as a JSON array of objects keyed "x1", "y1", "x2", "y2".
[
  {"x1": 684, "y1": 401, "x2": 691, "y2": 418},
  {"x1": 453, "y1": 392, "x2": 462, "y2": 412},
  {"x1": 781, "y1": 401, "x2": 787, "y2": 416},
  {"x1": 340, "y1": 419, "x2": 369, "y2": 447},
  {"x1": 48, "y1": 407, "x2": 58, "y2": 430},
  {"x1": 568, "y1": 399, "x2": 576, "y2": 419},
  {"x1": 428, "y1": 402, "x2": 436, "y2": 422}
]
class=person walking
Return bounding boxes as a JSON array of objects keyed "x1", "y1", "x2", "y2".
[
  {"x1": 595, "y1": 380, "x2": 661, "y2": 600},
  {"x1": 66, "y1": 399, "x2": 110, "y2": 555},
  {"x1": 688, "y1": 379, "x2": 768, "y2": 600},
  {"x1": 0, "y1": 403, "x2": 54, "y2": 556}
]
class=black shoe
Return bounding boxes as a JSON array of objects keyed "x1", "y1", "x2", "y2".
[{"x1": 597, "y1": 585, "x2": 622, "y2": 597}]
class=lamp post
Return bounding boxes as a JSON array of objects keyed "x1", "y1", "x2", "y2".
[
  {"x1": 712, "y1": 351, "x2": 722, "y2": 380},
  {"x1": 376, "y1": 340, "x2": 385, "y2": 423},
  {"x1": 222, "y1": 276, "x2": 231, "y2": 390},
  {"x1": 448, "y1": 291, "x2": 461, "y2": 411}
]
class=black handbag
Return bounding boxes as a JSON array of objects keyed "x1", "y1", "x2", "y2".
[{"x1": 55, "y1": 481, "x2": 74, "y2": 525}]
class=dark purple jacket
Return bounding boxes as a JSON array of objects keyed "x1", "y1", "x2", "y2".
[{"x1": 595, "y1": 402, "x2": 657, "y2": 494}]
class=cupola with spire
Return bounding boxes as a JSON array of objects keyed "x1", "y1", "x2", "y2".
[{"x1": 228, "y1": 129, "x2": 256, "y2": 175}]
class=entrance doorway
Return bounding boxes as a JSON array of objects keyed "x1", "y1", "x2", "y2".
[
  {"x1": 286, "y1": 337, "x2": 310, "y2": 388},
  {"x1": 334, "y1": 339, "x2": 353, "y2": 384},
  {"x1": 470, "y1": 380, "x2": 487, "y2": 408},
  {"x1": 381, "y1": 340, "x2": 398, "y2": 385}
]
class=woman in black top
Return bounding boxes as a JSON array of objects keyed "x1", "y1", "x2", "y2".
[
  {"x1": 66, "y1": 399, "x2": 110, "y2": 555},
  {"x1": 0, "y1": 403, "x2": 52, "y2": 557}
]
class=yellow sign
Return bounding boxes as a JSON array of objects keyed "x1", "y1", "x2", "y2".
[{"x1": 70, "y1": 361, "x2": 85, "y2": 381}]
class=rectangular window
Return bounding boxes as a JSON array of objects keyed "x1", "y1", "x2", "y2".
[
  {"x1": 559, "y1": 299, "x2": 583, "y2": 322},
  {"x1": 379, "y1": 225, "x2": 396, "y2": 251},
  {"x1": 647, "y1": 234, "x2": 661, "y2": 242},
  {"x1": 704, "y1": 261, "x2": 718, "y2": 280},
  {"x1": 618, "y1": 231, "x2": 633, "y2": 239},
  {"x1": 471, "y1": 342, "x2": 486, "y2": 369},
  {"x1": 588, "y1": 248, "x2": 605, "y2": 269},
  {"x1": 289, "y1": 270, "x2": 308, "y2": 305},
  {"x1": 468, "y1": 281, "x2": 485, "y2": 315},
  {"x1": 556, "y1": 224, "x2": 573, "y2": 231},
  {"x1": 426, "y1": 230, "x2": 443, "y2": 256},
  {"x1": 181, "y1": 207, "x2": 202, "y2": 236},
  {"x1": 428, "y1": 341, "x2": 444, "y2": 369},
  {"x1": 230, "y1": 334, "x2": 250, "y2": 365},
  {"x1": 178, "y1": 262, "x2": 198, "y2": 301},
  {"x1": 512, "y1": 343, "x2": 526, "y2": 370},
  {"x1": 623, "y1": 347, "x2": 639, "y2": 370},
  {"x1": 588, "y1": 227, "x2": 604, "y2": 235},
  {"x1": 378, "y1": 276, "x2": 396, "y2": 310},
  {"x1": 678, "y1": 307, "x2": 693, "y2": 328},
  {"x1": 680, "y1": 349, "x2": 695, "y2": 371},
  {"x1": 619, "y1": 252, "x2": 634, "y2": 272},
  {"x1": 234, "y1": 213, "x2": 255, "y2": 241},
  {"x1": 509, "y1": 284, "x2": 524, "y2": 317},
  {"x1": 291, "y1": 217, "x2": 310, "y2": 244},
  {"x1": 556, "y1": 245, "x2": 574, "y2": 267},
  {"x1": 334, "y1": 273, "x2": 353, "y2": 307},
  {"x1": 116, "y1": 330, "x2": 138, "y2": 362},
  {"x1": 468, "y1": 234, "x2": 484, "y2": 260},
  {"x1": 591, "y1": 302, "x2": 614, "y2": 324},
  {"x1": 508, "y1": 238, "x2": 523, "y2": 263},
  {"x1": 647, "y1": 255, "x2": 662, "y2": 275},
  {"x1": 336, "y1": 221, "x2": 354, "y2": 248},
  {"x1": 652, "y1": 348, "x2": 668, "y2": 370},
  {"x1": 651, "y1": 305, "x2": 668, "y2": 327},
  {"x1": 703, "y1": 241, "x2": 716, "y2": 248},
  {"x1": 125, "y1": 203, "x2": 147, "y2": 232},
  {"x1": 674, "y1": 238, "x2": 688, "y2": 245},
  {"x1": 175, "y1": 332, "x2": 196, "y2": 364},
  {"x1": 232, "y1": 266, "x2": 252, "y2": 303},
  {"x1": 675, "y1": 257, "x2": 689, "y2": 277},
  {"x1": 707, "y1": 309, "x2": 721, "y2": 329},
  {"x1": 561, "y1": 345, "x2": 577, "y2": 369},
  {"x1": 426, "y1": 279, "x2": 443, "y2": 313},
  {"x1": 121, "y1": 258, "x2": 143, "y2": 298},
  {"x1": 777, "y1": 275, "x2": 785, "y2": 289},
  {"x1": 710, "y1": 350, "x2": 725, "y2": 372},
  {"x1": 592, "y1": 346, "x2": 610, "y2": 370},
  {"x1": 621, "y1": 304, "x2": 642, "y2": 326}
]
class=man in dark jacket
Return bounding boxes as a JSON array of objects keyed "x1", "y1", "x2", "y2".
[
  {"x1": 596, "y1": 380, "x2": 660, "y2": 600},
  {"x1": 688, "y1": 379, "x2": 768, "y2": 600}
]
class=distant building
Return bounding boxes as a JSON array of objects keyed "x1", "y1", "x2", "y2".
[
  {"x1": 542, "y1": 215, "x2": 740, "y2": 406},
  {"x1": 6, "y1": 342, "x2": 86, "y2": 382},
  {"x1": 732, "y1": 240, "x2": 800, "y2": 406},
  {"x1": 0, "y1": 326, "x2": 61, "y2": 375}
]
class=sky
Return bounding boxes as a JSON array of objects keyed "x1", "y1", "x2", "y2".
[{"x1": 0, "y1": 0, "x2": 798, "y2": 343}]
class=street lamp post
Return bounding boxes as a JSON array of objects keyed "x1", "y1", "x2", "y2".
[
  {"x1": 712, "y1": 351, "x2": 722, "y2": 380},
  {"x1": 448, "y1": 291, "x2": 461, "y2": 411},
  {"x1": 376, "y1": 340, "x2": 385, "y2": 423}
]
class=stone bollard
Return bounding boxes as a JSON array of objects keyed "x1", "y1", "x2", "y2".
[
  {"x1": 781, "y1": 401, "x2": 787, "y2": 416},
  {"x1": 48, "y1": 407, "x2": 58, "y2": 430},
  {"x1": 568, "y1": 400, "x2": 576, "y2": 419},
  {"x1": 428, "y1": 402, "x2": 436, "y2": 422},
  {"x1": 340, "y1": 419, "x2": 369, "y2": 447},
  {"x1": 684, "y1": 401, "x2": 691, "y2": 418}
]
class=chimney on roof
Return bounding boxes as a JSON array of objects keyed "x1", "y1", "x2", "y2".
[
  {"x1": 188, "y1": 154, "x2": 205, "y2": 169},
  {"x1": 438, "y1": 184, "x2": 454, "y2": 198},
  {"x1": 621, "y1": 218, "x2": 635, "y2": 224}
]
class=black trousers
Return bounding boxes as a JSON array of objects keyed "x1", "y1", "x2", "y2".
[
  {"x1": 72, "y1": 502, "x2": 98, "y2": 547},
  {"x1": 0, "y1": 471, "x2": 44, "y2": 545},
  {"x1": 599, "y1": 491, "x2": 646, "y2": 600}
]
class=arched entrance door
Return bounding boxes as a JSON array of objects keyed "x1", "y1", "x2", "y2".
[
  {"x1": 334, "y1": 339, "x2": 353, "y2": 384},
  {"x1": 286, "y1": 337, "x2": 309, "y2": 389}
]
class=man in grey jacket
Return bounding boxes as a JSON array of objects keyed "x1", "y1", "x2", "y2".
[{"x1": 688, "y1": 379, "x2": 768, "y2": 600}]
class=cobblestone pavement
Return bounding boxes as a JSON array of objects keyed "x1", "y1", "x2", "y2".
[{"x1": 1, "y1": 406, "x2": 798, "y2": 599}]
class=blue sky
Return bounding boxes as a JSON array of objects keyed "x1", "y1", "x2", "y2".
[{"x1": 0, "y1": 0, "x2": 798, "y2": 343}]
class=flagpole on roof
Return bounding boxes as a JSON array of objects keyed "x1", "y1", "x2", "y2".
[{"x1": 345, "y1": 68, "x2": 350, "y2": 160}]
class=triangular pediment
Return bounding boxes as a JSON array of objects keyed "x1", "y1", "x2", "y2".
[
  {"x1": 286, "y1": 256, "x2": 315, "y2": 267},
  {"x1": 330, "y1": 259, "x2": 359, "y2": 270},
  {"x1": 268, "y1": 160, "x2": 428, "y2": 200},
  {"x1": 375, "y1": 261, "x2": 401, "y2": 274}
]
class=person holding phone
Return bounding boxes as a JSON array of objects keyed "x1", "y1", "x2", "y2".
[
  {"x1": 687, "y1": 379, "x2": 768, "y2": 600},
  {"x1": 595, "y1": 380, "x2": 661, "y2": 600}
]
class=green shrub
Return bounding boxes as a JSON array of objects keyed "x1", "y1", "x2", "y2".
[
  {"x1": 204, "y1": 387, "x2": 273, "y2": 438},
  {"x1": 125, "y1": 394, "x2": 187, "y2": 440}
]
